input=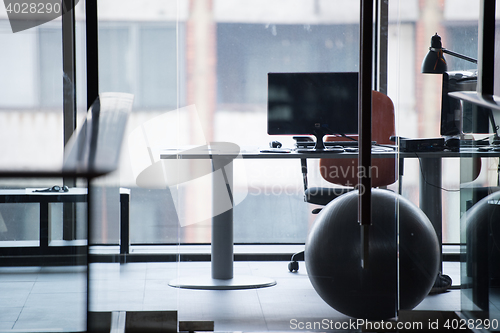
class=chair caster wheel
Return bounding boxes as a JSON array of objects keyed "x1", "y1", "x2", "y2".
[{"x1": 288, "y1": 261, "x2": 299, "y2": 272}]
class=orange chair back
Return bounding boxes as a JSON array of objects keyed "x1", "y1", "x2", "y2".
[{"x1": 319, "y1": 90, "x2": 397, "y2": 188}]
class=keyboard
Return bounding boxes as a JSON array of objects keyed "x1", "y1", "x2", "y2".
[
  {"x1": 295, "y1": 140, "x2": 375, "y2": 148},
  {"x1": 295, "y1": 147, "x2": 345, "y2": 153}
]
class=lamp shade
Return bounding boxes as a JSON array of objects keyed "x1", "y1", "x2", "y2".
[{"x1": 421, "y1": 33, "x2": 448, "y2": 73}]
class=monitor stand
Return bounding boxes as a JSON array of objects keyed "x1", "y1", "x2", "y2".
[{"x1": 311, "y1": 131, "x2": 328, "y2": 151}]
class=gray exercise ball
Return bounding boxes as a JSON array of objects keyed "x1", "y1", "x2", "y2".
[
  {"x1": 305, "y1": 189, "x2": 439, "y2": 320},
  {"x1": 463, "y1": 190, "x2": 500, "y2": 311}
]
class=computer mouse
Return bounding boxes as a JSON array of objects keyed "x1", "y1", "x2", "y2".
[{"x1": 270, "y1": 140, "x2": 282, "y2": 148}]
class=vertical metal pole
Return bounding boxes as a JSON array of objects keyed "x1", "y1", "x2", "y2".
[
  {"x1": 373, "y1": 0, "x2": 378, "y2": 90},
  {"x1": 62, "y1": 0, "x2": 77, "y2": 142},
  {"x1": 85, "y1": 2, "x2": 98, "y2": 331},
  {"x1": 472, "y1": 0, "x2": 494, "y2": 312},
  {"x1": 62, "y1": 0, "x2": 77, "y2": 240},
  {"x1": 359, "y1": 0, "x2": 373, "y2": 269},
  {"x1": 86, "y1": 178, "x2": 92, "y2": 333},
  {"x1": 86, "y1": 0, "x2": 99, "y2": 109},
  {"x1": 477, "y1": 0, "x2": 495, "y2": 97},
  {"x1": 376, "y1": 0, "x2": 389, "y2": 95}
]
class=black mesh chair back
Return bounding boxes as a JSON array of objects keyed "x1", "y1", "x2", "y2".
[{"x1": 63, "y1": 92, "x2": 134, "y2": 176}]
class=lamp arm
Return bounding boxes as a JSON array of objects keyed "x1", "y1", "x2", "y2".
[{"x1": 436, "y1": 48, "x2": 478, "y2": 64}]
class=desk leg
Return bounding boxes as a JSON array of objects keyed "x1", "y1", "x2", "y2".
[
  {"x1": 40, "y1": 202, "x2": 49, "y2": 251},
  {"x1": 169, "y1": 158, "x2": 276, "y2": 290},
  {"x1": 119, "y1": 188, "x2": 130, "y2": 260},
  {"x1": 419, "y1": 157, "x2": 443, "y2": 272},
  {"x1": 211, "y1": 164, "x2": 233, "y2": 279},
  {"x1": 211, "y1": 210, "x2": 233, "y2": 278},
  {"x1": 62, "y1": 203, "x2": 77, "y2": 241}
]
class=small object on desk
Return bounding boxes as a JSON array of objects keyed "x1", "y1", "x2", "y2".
[
  {"x1": 269, "y1": 140, "x2": 282, "y2": 148},
  {"x1": 492, "y1": 136, "x2": 500, "y2": 146},
  {"x1": 260, "y1": 148, "x2": 291, "y2": 153},
  {"x1": 390, "y1": 135, "x2": 408, "y2": 142},
  {"x1": 295, "y1": 147, "x2": 344, "y2": 153},
  {"x1": 344, "y1": 147, "x2": 358, "y2": 153},
  {"x1": 32, "y1": 185, "x2": 69, "y2": 193},
  {"x1": 325, "y1": 140, "x2": 366, "y2": 147},
  {"x1": 399, "y1": 137, "x2": 445, "y2": 152},
  {"x1": 295, "y1": 140, "x2": 376, "y2": 149},
  {"x1": 459, "y1": 139, "x2": 489, "y2": 147},
  {"x1": 293, "y1": 136, "x2": 314, "y2": 142},
  {"x1": 444, "y1": 137, "x2": 460, "y2": 151},
  {"x1": 293, "y1": 136, "x2": 315, "y2": 148}
]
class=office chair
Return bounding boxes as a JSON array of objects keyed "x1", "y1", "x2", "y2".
[
  {"x1": 63, "y1": 92, "x2": 134, "y2": 175},
  {"x1": 289, "y1": 90, "x2": 398, "y2": 272}
]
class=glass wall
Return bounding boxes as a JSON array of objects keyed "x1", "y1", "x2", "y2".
[
  {"x1": 1, "y1": 0, "x2": 500, "y2": 331},
  {"x1": 97, "y1": 0, "x2": 490, "y2": 247},
  {"x1": 100, "y1": 0, "x2": 363, "y2": 246},
  {"x1": 95, "y1": 0, "x2": 184, "y2": 245},
  {"x1": 0, "y1": 2, "x2": 496, "y2": 246},
  {"x1": 453, "y1": 1, "x2": 500, "y2": 329},
  {"x1": 0, "y1": 3, "x2": 87, "y2": 332}
]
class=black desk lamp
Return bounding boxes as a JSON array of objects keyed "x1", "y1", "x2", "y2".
[
  {"x1": 422, "y1": 33, "x2": 500, "y2": 146},
  {"x1": 421, "y1": 33, "x2": 477, "y2": 74}
]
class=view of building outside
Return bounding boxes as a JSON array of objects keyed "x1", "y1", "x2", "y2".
[{"x1": 0, "y1": 0, "x2": 497, "y2": 246}]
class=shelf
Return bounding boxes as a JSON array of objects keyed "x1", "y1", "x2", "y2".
[{"x1": 449, "y1": 91, "x2": 500, "y2": 112}]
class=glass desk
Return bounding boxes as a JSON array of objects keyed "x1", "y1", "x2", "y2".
[{"x1": 160, "y1": 144, "x2": 500, "y2": 290}]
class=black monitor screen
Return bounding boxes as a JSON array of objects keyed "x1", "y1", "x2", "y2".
[
  {"x1": 441, "y1": 71, "x2": 491, "y2": 136},
  {"x1": 267, "y1": 72, "x2": 359, "y2": 138}
]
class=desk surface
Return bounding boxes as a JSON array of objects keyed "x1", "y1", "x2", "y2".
[
  {"x1": 0, "y1": 188, "x2": 88, "y2": 196},
  {"x1": 0, "y1": 188, "x2": 88, "y2": 204},
  {"x1": 160, "y1": 145, "x2": 500, "y2": 160}
]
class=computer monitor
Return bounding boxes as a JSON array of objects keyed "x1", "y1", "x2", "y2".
[
  {"x1": 267, "y1": 72, "x2": 358, "y2": 150},
  {"x1": 441, "y1": 71, "x2": 491, "y2": 137}
]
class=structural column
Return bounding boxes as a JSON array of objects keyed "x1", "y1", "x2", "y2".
[
  {"x1": 185, "y1": 0, "x2": 217, "y2": 236},
  {"x1": 419, "y1": 157, "x2": 443, "y2": 272}
]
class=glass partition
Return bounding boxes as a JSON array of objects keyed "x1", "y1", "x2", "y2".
[
  {"x1": 93, "y1": 0, "x2": 366, "y2": 247},
  {"x1": 0, "y1": 2, "x2": 87, "y2": 331},
  {"x1": 457, "y1": 1, "x2": 500, "y2": 325},
  {"x1": 169, "y1": 0, "x2": 398, "y2": 330},
  {"x1": 460, "y1": 152, "x2": 500, "y2": 331},
  {"x1": 4, "y1": 0, "x2": 500, "y2": 331},
  {"x1": 86, "y1": 0, "x2": 182, "y2": 330}
]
